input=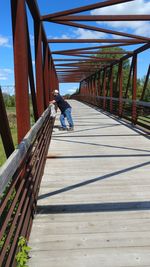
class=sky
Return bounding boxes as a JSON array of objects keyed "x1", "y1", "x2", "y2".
[{"x1": 0, "y1": 0, "x2": 150, "y2": 95}]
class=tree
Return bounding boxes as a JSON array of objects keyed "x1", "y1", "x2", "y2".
[
  {"x1": 2, "y1": 93, "x2": 15, "y2": 107},
  {"x1": 94, "y1": 47, "x2": 131, "y2": 98}
]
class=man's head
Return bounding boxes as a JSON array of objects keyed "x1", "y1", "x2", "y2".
[{"x1": 53, "y1": 89, "x2": 59, "y2": 95}]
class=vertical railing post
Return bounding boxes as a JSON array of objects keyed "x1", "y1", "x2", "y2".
[
  {"x1": 89, "y1": 78, "x2": 92, "y2": 102},
  {"x1": 118, "y1": 61, "x2": 123, "y2": 117},
  {"x1": 140, "y1": 64, "x2": 150, "y2": 101},
  {"x1": 11, "y1": 0, "x2": 30, "y2": 143},
  {"x1": 87, "y1": 79, "x2": 90, "y2": 102},
  {"x1": 34, "y1": 20, "x2": 44, "y2": 115},
  {"x1": 97, "y1": 72, "x2": 101, "y2": 106},
  {"x1": 91, "y1": 76, "x2": 94, "y2": 103},
  {"x1": 132, "y1": 54, "x2": 137, "y2": 123},
  {"x1": 93, "y1": 75, "x2": 96, "y2": 104},
  {"x1": 103, "y1": 69, "x2": 107, "y2": 110},
  {"x1": 110, "y1": 66, "x2": 113, "y2": 113}
]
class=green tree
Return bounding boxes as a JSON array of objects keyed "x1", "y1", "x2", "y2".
[
  {"x1": 3, "y1": 93, "x2": 15, "y2": 107},
  {"x1": 138, "y1": 76, "x2": 150, "y2": 101},
  {"x1": 94, "y1": 47, "x2": 131, "y2": 98}
]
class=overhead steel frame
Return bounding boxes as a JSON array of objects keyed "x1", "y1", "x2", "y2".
[
  {"x1": 39, "y1": 0, "x2": 150, "y2": 129},
  {"x1": 11, "y1": 0, "x2": 58, "y2": 143},
  {"x1": 1, "y1": 0, "x2": 150, "y2": 265}
]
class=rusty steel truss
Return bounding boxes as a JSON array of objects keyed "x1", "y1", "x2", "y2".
[{"x1": 0, "y1": 0, "x2": 150, "y2": 266}]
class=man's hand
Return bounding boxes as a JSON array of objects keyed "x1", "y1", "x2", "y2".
[{"x1": 49, "y1": 100, "x2": 56, "y2": 104}]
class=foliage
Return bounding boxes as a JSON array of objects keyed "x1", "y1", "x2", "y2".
[
  {"x1": 16, "y1": 236, "x2": 31, "y2": 267},
  {"x1": 63, "y1": 93, "x2": 71, "y2": 99},
  {"x1": 75, "y1": 88, "x2": 80, "y2": 94},
  {"x1": 3, "y1": 93, "x2": 15, "y2": 107},
  {"x1": 138, "y1": 76, "x2": 150, "y2": 101},
  {"x1": 94, "y1": 47, "x2": 131, "y2": 97},
  {"x1": 92, "y1": 47, "x2": 150, "y2": 101},
  {"x1": 0, "y1": 106, "x2": 17, "y2": 167}
]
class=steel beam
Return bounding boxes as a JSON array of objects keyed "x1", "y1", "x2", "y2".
[
  {"x1": 43, "y1": 42, "x2": 50, "y2": 108},
  {"x1": 118, "y1": 61, "x2": 123, "y2": 117},
  {"x1": 50, "y1": 21, "x2": 150, "y2": 42},
  {"x1": 41, "y1": 0, "x2": 133, "y2": 19},
  {"x1": 49, "y1": 15, "x2": 150, "y2": 21},
  {"x1": 52, "y1": 43, "x2": 135, "y2": 54},
  {"x1": 11, "y1": 0, "x2": 30, "y2": 143},
  {"x1": 25, "y1": 10, "x2": 38, "y2": 121},
  {"x1": 132, "y1": 54, "x2": 137, "y2": 123},
  {"x1": 34, "y1": 21, "x2": 44, "y2": 115},
  {"x1": 109, "y1": 67, "x2": 113, "y2": 112},
  {"x1": 56, "y1": 51, "x2": 133, "y2": 55},
  {"x1": 48, "y1": 39, "x2": 144, "y2": 43}
]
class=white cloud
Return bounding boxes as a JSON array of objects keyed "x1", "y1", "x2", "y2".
[
  {"x1": 0, "y1": 68, "x2": 14, "y2": 82},
  {"x1": 0, "y1": 76, "x2": 7, "y2": 81},
  {"x1": 49, "y1": 34, "x2": 71, "y2": 39},
  {"x1": 91, "y1": 0, "x2": 150, "y2": 37},
  {"x1": 68, "y1": 88, "x2": 77, "y2": 93},
  {"x1": 60, "y1": 34, "x2": 70, "y2": 39},
  {"x1": 3, "y1": 68, "x2": 13, "y2": 74},
  {"x1": 0, "y1": 35, "x2": 11, "y2": 48},
  {"x1": 49, "y1": 28, "x2": 107, "y2": 40},
  {"x1": 73, "y1": 28, "x2": 107, "y2": 39},
  {"x1": 92, "y1": 0, "x2": 150, "y2": 16}
]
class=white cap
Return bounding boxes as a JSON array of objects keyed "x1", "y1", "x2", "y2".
[{"x1": 54, "y1": 89, "x2": 59, "y2": 94}]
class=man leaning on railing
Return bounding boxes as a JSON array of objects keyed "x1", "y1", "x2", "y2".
[{"x1": 50, "y1": 90, "x2": 74, "y2": 131}]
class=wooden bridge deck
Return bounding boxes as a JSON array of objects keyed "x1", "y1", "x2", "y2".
[{"x1": 29, "y1": 100, "x2": 150, "y2": 267}]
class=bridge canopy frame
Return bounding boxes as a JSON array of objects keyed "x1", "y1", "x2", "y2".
[{"x1": 0, "y1": 0, "x2": 150, "y2": 266}]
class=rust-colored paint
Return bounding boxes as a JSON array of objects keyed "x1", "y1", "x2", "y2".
[{"x1": 11, "y1": 0, "x2": 30, "y2": 143}]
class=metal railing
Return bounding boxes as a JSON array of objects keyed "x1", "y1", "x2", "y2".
[
  {"x1": 0, "y1": 106, "x2": 54, "y2": 266},
  {"x1": 72, "y1": 94, "x2": 150, "y2": 130}
]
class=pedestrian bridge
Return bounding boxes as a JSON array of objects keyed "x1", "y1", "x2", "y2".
[
  {"x1": 0, "y1": 0, "x2": 150, "y2": 266},
  {"x1": 27, "y1": 100, "x2": 150, "y2": 267}
]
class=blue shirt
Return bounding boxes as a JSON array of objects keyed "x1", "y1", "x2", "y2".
[{"x1": 54, "y1": 94, "x2": 71, "y2": 113}]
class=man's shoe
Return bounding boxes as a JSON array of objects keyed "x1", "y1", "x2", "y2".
[
  {"x1": 59, "y1": 127, "x2": 67, "y2": 131},
  {"x1": 67, "y1": 127, "x2": 74, "y2": 131}
]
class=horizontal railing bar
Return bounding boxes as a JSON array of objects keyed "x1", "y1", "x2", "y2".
[{"x1": 81, "y1": 95, "x2": 150, "y2": 107}]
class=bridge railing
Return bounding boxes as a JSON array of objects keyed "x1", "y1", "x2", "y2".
[
  {"x1": 72, "y1": 94, "x2": 150, "y2": 130},
  {"x1": 72, "y1": 43, "x2": 150, "y2": 131},
  {"x1": 0, "y1": 106, "x2": 54, "y2": 266}
]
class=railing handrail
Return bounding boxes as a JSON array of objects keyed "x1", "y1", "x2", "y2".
[
  {"x1": 79, "y1": 94, "x2": 150, "y2": 107},
  {"x1": 0, "y1": 106, "x2": 51, "y2": 195}
]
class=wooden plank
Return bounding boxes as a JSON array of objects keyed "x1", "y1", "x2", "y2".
[
  {"x1": 29, "y1": 247, "x2": 150, "y2": 267},
  {"x1": 30, "y1": 219, "x2": 150, "y2": 235}
]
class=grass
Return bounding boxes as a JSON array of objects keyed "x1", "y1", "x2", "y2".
[
  {"x1": 0, "y1": 138, "x2": 7, "y2": 167},
  {"x1": 0, "y1": 107, "x2": 18, "y2": 167},
  {"x1": 0, "y1": 105, "x2": 35, "y2": 168}
]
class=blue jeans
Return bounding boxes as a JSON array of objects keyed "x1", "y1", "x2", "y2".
[{"x1": 60, "y1": 108, "x2": 74, "y2": 128}]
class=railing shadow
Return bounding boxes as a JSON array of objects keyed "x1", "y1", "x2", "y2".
[
  {"x1": 38, "y1": 160, "x2": 150, "y2": 200},
  {"x1": 52, "y1": 137, "x2": 150, "y2": 153},
  {"x1": 37, "y1": 201, "x2": 150, "y2": 214}
]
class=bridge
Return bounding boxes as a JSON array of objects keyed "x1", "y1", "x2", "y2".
[{"x1": 0, "y1": 0, "x2": 150, "y2": 266}]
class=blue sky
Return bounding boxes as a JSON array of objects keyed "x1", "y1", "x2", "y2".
[{"x1": 0, "y1": 0, "x2": 150, "y2": 95}]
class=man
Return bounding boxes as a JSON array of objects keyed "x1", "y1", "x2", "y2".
[{"x1": 51, "y1": 90, "x2": 74, "y2": 131}]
